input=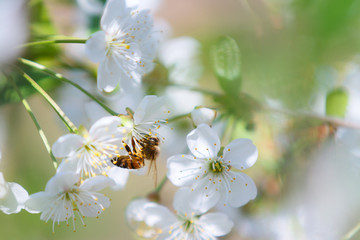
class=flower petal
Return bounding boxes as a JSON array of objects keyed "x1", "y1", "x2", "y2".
[
  {"x1": 187, "y1": 124, "x2": 220, "y2": 159},
  {"x1": 100, "y1": 0, "x2": 131, "y2": 30},
  {"x1": 166, "y1": 154, "x2": 203, "y2": 187},
  {"x1": 107, "y1": 167, "x2": 129, "y2": 190},
  {"x1": 77, "y1": 192, "x2": 110, "y2": 217},
  {"x1": 199, "y1": 212, "x2": 234, "y2": 236},
  {"x1": 85, "y1": 31, "x2": 107, "y2": 62},
  {"x1": 80, "y1": 176, "x2": 115, "y2": 192},
  {"x1": 45, "y1": 172, "x2": 79, "y2": 195},
  {"x1": 223, "y1": 138, "x2": 258, "y2": 170},
  {"x1": 226, "y1": 172, "x2": 257, "y2": 208},
  {"x1": 24, "y1": 192, "x2": 50, "y2": 213},
  {"x1": 133, "y1": 95, "x2": 169, "y2": 125},
  {"x1": 173, "y1": 188, "x2": 202, "y2": 215},
  {"x1": 8, "y1": 182, "x2": 29, "y2": 209},
  {"x1": 143, "y1": 204, "x2": 177, "y2": 228},
  {"x1": 188, "y1": 177, "x2": 221, "y2": 213},
  {"x1": 52, "y1": 134, "x2": 85, "y2": 158},
  {"x1": 88, "y1": 116, "x2": 123, "y2": 139}
]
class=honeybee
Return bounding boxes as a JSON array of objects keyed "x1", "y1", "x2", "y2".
[
  {"x1": 111, "y1": 137, "x2": 145, "y2": 169},
  {"x1": 111, "y1": 135, "x2": 161, "y2": 182}
]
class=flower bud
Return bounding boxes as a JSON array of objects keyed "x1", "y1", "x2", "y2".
[
  {"x1": 190, "y1": 107, "x2": 217, "y2": 126},
  {"x1": 326, "y1": 87, "x2": 349, "y2": 118}
]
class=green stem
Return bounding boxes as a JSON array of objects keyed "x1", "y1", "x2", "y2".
[
  {"x1": 19, "y1": 58, "x2": 118, "y2": 116},
  {"x1": 7, "y1": 76, "x2": 58, "y2": 169},
  {"x1": 342, "y1": 222, "x2": 360, "y2": 240},
  {"x1": 168, "y1": 113, "x2": 190, "y2": 123},
  {"x1": 151, "y1": 82, "x2": 222, "y2": 97},
  {"x1": 20, "y1": 38, "x2": 87, "y2": 48},
  {"x1": 20, "y1": 69, "x2": 78, "y2": 133},
  {"x1": 154, "y1": 175, "x2": 167, "y2": 193}
]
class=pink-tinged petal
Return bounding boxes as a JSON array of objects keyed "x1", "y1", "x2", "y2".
[
  {"x1": 45, "y1": 172, "x2": 79, "y2": 195},
  {"x1": 100, "y1": 0, "x2": 131, "y2": 30},
  {"x1": 143, "y1": 204, "x2": 177, "y2": 228},
  {"x1": 85, "y1": 31, "x2": 107, "y2": 62},
  {"x1": 226, "y1": 172, "x2": 257, "y2": 208},
  {"x1": 200, "y1": 212, "x2": 234, "y2": 236},
  {"x1": 166, "y1": 154, "x2": 203, "y2": 187},
  {"x1": 52, "y1": 134, "x2": 85, "y2": 158},
  {"x1": 187, "y1": 124, "x2": 220, "y2": 159},
  {"x1": 188, "y1": 177, "x2": 221, "y2": 213},
  {"x1": 80, "y1": 176, "x2": 115, "y2": 192},
  {"x1": 88, "y1": 116, "x2": 122, "y2": 139},
  {"x1": 223, "y1": 138, "x2": 258, "y2": 170},
  {"x1": 107, "y1": 167, "x2": 129, "y2": 190}
]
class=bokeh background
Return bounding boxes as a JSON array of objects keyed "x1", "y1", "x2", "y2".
[{"x1": 1, "y1": 0, "x2": 360, "y2": 239}]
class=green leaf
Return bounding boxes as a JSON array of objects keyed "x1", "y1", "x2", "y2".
[
  {"x1": 210, "y1": 36, "x2": 241, "y2": 96},
  {"x1": 0, "y1": 67, "x2": 61, "y2": 106},
  {"x1": 326, "y1": 87, "x2": 349, "y2": 118}
]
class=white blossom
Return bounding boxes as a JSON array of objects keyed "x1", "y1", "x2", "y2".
[
  {"x1": 190, "y1": 107, "x2": 217, "y2": 127},
  {"x1": 126, "y1": 198, "x2": 160, "y2": 238},
  {"x1": 25, "y1": 172, "x2": 113, "y2": 232},
  {"x1": 85, "y1": 0, "x2": 157, "y2": 92},
  {"x1": 0, "y1": 172, "x2": 29, "y2": 214},
  {"x1": 119, "y1": 95, "x2": 171, "y2": 146},
  {"x1": 167, "y1": 124, "x2": 258, "y2": 212},
  {"x1": 53, "y1": 116, "x2": 129, "y2": 188},
  {"x1": 142, "y1": 188, "x2": 234, "y2": 240}
]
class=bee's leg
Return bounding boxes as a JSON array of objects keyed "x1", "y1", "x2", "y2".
[
  {"x1": 131, "y1": 137, "x2": 138, "y2": 154},
  {"x1": 122, "y1": 141, "x2": 133, "y2": 155}
]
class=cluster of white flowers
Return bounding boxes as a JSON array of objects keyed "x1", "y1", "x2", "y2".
[
  {"x1": 0, "y1": 0, "x2": 260, "y2": 238},
  {"x1": 126, "y1": 188, "x2": 234, "y2": 240}
]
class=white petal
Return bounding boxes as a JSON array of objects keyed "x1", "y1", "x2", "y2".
[
  {"x1": 8, "y1": 182, "x2": 29, "y2": 209},
  {"x1": 80, "y1": 176, "x2": 115, "y2": 192},
  {"x1": 128, "y1": 10, "x2": 153, "y2": 39},
  {"x1": 173, "y1": 188, "x2": 201, "y2": 215},
  {"x1": 97, "y1": 54, "x2": 136, "y2": 92},
  {"x1": 45, "y1": 172, "x2": 79, "y2": 195},
  {"x1": 188, "y1": 177, "x2": 221, "y2": 213},
  {"x1": 191, "y1": 107, "x2": 217, "y2": 127},
  {"x1": 166, "y1": 154, "x2": 203, "y2": 187},
  {"x1": 24, "y1": 192, "x2": 50, "y2": 213},
  {"x1": 133, "y1": 95, "x2": 169, "y2": 125},
  {"x1": 200, "y1": 212, "x2": 234, "y2": 236},
  {"x1": 52, "y1": 134, "x2": 85, "y2": 158},
  {"x1": 100, "y1": 0, "x2": 131, "y2": 30},
  {"x1": 187, "y1": 124, "x2": 220, "y2": 159},
  {"x1": 78, "y1": 192, "x2": 110, "y2": 217},
  {"x1": 88, "y1": 116, "x2": 122, "y2": 139},
  {"x1": 0, "y1": 172, "x2": 7, "y2": 198},
  {"x1": 143, "y1": 204, "x2": 177, "y2": 228},
  {"x1": 226, "y1": 172, "x2": 257, "y2": 208},
  {"x1": 56, "y1": 157, "x2": 79, "y2": 174},
  {"x1": 0, "y1": 187, "x2": 19, "y2": 214},
  {"x1": 85, "y1": 31, "x2": 107, "y2": 62},
  {"x1": 107, "y1": 167, "x2": 129, "y2": 190},
  {"x1": 223, "y1": 138, "x2": 258, "y2": 170}
]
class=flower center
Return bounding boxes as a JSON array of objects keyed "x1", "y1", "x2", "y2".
[
  {"x1": 183, "y1": 219, "x2": 193, "y2": 232},
  {"x1": 209, "y1": 160, "x2": 224, "y2": 173}
]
